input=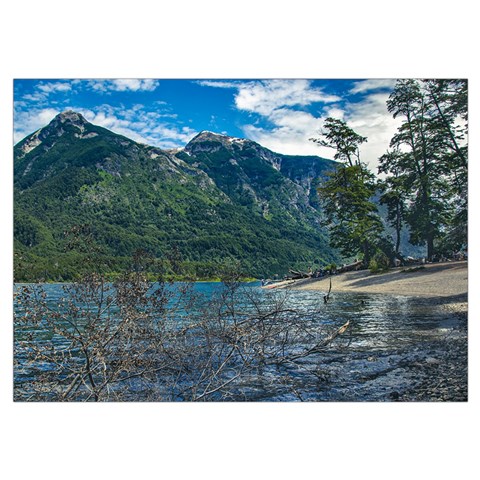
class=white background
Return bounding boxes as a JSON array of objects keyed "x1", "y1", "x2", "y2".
[{"x1": 1, "y1": 1, "x2": 478, "y2": 479}]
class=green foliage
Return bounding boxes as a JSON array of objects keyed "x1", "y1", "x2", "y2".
[
  {"x1": 312, "y1": 119, "x2": 384, "y2": 266},
  {"x1": 14, "y1": 211, "x2": 52, "y2": 248},
  {"x1": 324, "y1": 263, "x2": 337, "y2": 273},
  {"x1": 368, "y1": 251, "x2": 390, "y2": 274},
  {"x1": 310, "y1": 117, "x2": 367, "y2": 167}
]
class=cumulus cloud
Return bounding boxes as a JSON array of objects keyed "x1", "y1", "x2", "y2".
[
  {"x1": 322, "y1": 105, "x2": 345, "y2": 120},
  {"x1": 196, "y1": 80, "x2": 239, "y2": 89},
  {"x1": 22, "y1": 92, "x2": 48, "y2": 103},
  {"x1": 198, "y1": 79, "x2": 339, "y2": 114},
  {"x1": 243, "y1": 123, "x2": 333, "y2": 158},
  {"x1": 241, "y1": 108, "x2": 333, "y2": 157},
  {"x1": 17, "y1": 80, "x2": 75, "y2": 105},
  {"x1": 76, "y1": 105, "x2": 196, "y2": 147},
  {"x1": 37, "y1": 81, "x2": 73, "y2": 94}
]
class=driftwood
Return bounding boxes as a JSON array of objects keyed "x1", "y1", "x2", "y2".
[
  {"x1": 261, "y1": 278, "x2": 284, "y2": 286},
  {"x1": 337, "y1": 260, "x2": 363, "y2": 273},
  {"x1": 324, "y1": 319, "x2": 350, "y2": 343},
  {"x1": 324, "y1": 277, "x2": 332, "y2": 303},
  {"x1": 278, "y1": 319, "x2": 351, "y2": 364},
  {"x1": 288, "y1": 269, "x2": 311, "y2": 280}
]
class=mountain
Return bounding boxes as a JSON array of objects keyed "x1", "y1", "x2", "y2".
[{"x1": 14, "y1": 111, "x2": 338, "y2": 281}]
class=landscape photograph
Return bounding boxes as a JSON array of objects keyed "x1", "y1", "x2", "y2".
[{"x1": 13, "y1": 78, "x2": 468, "y2": 402}]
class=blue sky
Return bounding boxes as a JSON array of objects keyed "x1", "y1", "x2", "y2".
[{"x1": 14, "y1": 78, "x2": 401, "y2": 169}]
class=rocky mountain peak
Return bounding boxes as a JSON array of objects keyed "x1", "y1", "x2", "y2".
[
  {"x1": 185, "y1": 130, "x2": 253, "y2": 154},
  {"x1": 188, "y1": 130, "x2": 230, "y2": 144},
  {"x1": 49, "y1": 110, "x2": 88, "y2": 129},
  {"x1": 15, "y1": 111, "x2": 94, "y2": 159}
]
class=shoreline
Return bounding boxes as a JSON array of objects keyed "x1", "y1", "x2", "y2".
[{"x1": 281, "y1": 260, "x2": 468, "y2": 301}]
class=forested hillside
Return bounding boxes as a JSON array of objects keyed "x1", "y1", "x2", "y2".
[{"x1": 14, "y1": 111, "x2": 338, "y2": 281}]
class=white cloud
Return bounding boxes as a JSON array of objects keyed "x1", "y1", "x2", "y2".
[
  {"x1": 243, "y1": 123, "x2": 334, "y2": 158},
  {"x1": 349, "y1": 79, "x2": 398, "y2": 94},
  {"x1": 22, "y1": 92, "x2": 48, "y2": 103},
  {"x1": 111, "y1": 79, "x2": 159, "y2": 92},
  {"x1": 37, "y1": 81, "x2": 73, "y2": 94},
  {"x1": 198, "y1": 79, "x2": 339, "y2": 115},
  {"x1": 322, "y1": 105, "x2": 345, "y2": 120},
  {"x1": 238, "y1": 88, "x2": 401, "y2": 170},
  {"x1": 234, "y1": 79, "x2": 340, "y2": 116},
  {"x1": 13, "y1": 108, "x2": 61, "y2": 143},
  {"x1": 343, "y1": 93, "x2": 402, "y2": 171},
  {"x1": 87, "y1": 79, "x2": 160, "y2": 93},
  {"x1": 196, "y1": 80, "x2": 238, "y2": 89},
  {"x1": 268, "y1": 108, "x2": 321, "y2": 131},
  {"x1": 242, "y1": 109, "x2": 332, "y2": 157},
  {"x1": 16, "y1": 81, "x2": 76, "y2": 107},
  {"x1": 77, "y1": 105, "x2": 196, "y2": 147}
]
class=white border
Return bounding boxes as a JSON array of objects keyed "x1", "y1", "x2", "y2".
[{"x1": 1, "y1": 1, "x2": 478, "y2": 479}]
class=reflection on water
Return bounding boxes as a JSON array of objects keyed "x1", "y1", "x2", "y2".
[{"x1": 14, "y1": 282, "x2": 467, "y2": 402}]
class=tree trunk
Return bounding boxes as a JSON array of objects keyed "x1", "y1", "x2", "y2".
[
  {"x1": 363, "y1": 240, "x2": 372, "y2": 266},
  {"x1": 395, "y1": 203, "x2": 401, "y2": 255},
  {"x1": 427, "y1": 233, "x2": 434, "y2": 262}
]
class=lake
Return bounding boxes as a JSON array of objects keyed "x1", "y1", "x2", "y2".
[{"x1": 13, "y1": 281, "x2": 467, "y2": 402}]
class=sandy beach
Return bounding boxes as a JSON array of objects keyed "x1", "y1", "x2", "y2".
[
  {"x1": 291, "y1": 260, "x2": 467, "y2": 295},
  {"x1": 281, "y1": 261, "x2": 468, "y2": 313}
]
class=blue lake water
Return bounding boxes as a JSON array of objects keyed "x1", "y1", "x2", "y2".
[{"x1": 13, "y1": 282, "x2": 467, "y2": 401}]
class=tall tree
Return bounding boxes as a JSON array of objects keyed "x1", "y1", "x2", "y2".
[
  {"x1": 385, "y1": 79, "x2": 456, "y2": 260},
  {"x1": 311, "y1": 118, "x2": 384, "y2": 265}
]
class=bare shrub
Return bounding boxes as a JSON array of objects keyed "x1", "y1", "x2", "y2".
[{"x1": 14, "y1": 252, "x2": 351, "y2": 401}]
